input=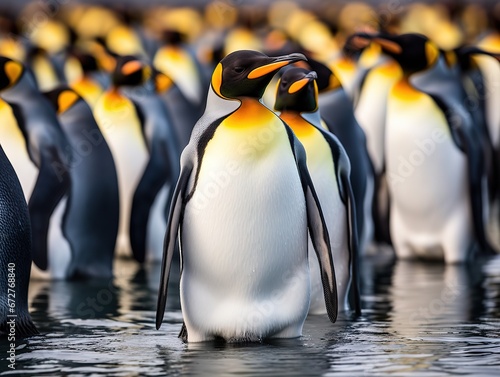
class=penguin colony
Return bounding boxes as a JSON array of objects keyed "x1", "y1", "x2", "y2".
[{"x1": 1, "y1": 1, "x2": 500, "y2": 342}]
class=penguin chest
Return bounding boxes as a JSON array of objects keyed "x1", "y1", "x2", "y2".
[
  {"x1": 0, "y1": 100, "x2": 37, "y2": 199},
  {"x1": 94, "y1": 93, "x2": 148, "y2": 203},
  {"x1": 386, "y1": 86, "x2": 467, "y2": 220},
  {"x1": 181, "y1": 115, "x2": 309, "y2": 322}
]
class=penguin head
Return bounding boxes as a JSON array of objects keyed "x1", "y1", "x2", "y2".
[
  {"x1": 349, "y1": 33, "x2": 440, "y2": 75},
  {"x1": 0, "y1": 56, "x2": 24, "y2": 91},
  {"x1": 453, "y1": 45, "x2": 500, "y2": 71},
  {"x1": 274, "y1": 68, "x2": 318, "y2": 113},
  {"x1": 211, "y1": 50, "x2": 307, "y2": 99},
  {"x1": 304, "y1": 57, "x2": 342, "y2": 93},
  {"x1": 44, "y1": 86, "x2": 83, "y2": 115},
  {"x1": 112, "y1": 56, "x2": 151, "y2": 87}
]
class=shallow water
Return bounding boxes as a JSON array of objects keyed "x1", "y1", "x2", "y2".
[{"x1": 1, "y1": 251, "x2": 500, "y2": 376}]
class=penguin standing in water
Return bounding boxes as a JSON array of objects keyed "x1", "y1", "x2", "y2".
[
  {"x1": 352, "y1": 33, "x2": 495, "y2": 263},
  {"x1": 0, "y1": 146, "x2": 38, "y2": 337},
  {"x1": 0, "y1": 56, "x2": 73, "y2": 279},
  {"x1": 156, "y1": 50, "x2": 338, "y2": 342},
  {"x1": 112, "y1": 56, "x2": 180, "y2": 263},
  {"x1": 307, "y1": 58, "x2": 374, "y2": 255},
  {"x1": 44, "y1": 87, "x2": 119, "y2": 279},
  {"x1": 347, "y1": 39, "x2": 403, "y2": 247},
  {"x1": 274, "y1": 67, "x2": 361, "y2": 315},
  {"x1": 93, "y1": 57, "x2": 149, "y2": 257}
]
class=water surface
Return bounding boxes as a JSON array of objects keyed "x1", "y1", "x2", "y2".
[{"x1": 1, "y1": 251, "x2": 499, "y2": 376}]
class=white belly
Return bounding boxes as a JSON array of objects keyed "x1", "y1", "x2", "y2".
[
  {"x1": 0, "y1": 101, "x2": 37, "y2": 200},
  {"x1": 94, "y1": 95, "x2": 149, "y2": 256},
  {"x1": 180, "y1": 123, "x2": 310, "y2": 341},
  {"x1": 386, "y1": 93, "x2": 473, "y2": 261}
]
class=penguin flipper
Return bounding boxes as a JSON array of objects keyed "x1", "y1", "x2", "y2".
[
  {"x1": 340, "y1": 170, "x2": 362, "y2": 315},
  {"x1": 430, "y1": 95, "x2": 496, "y2": 256},
  {"x1": 285, "y1": 125, "x2": 338, "y2": 323},
  {"x1": 29, "y1": 152, "x2": 70, "y2": 270},
  {"x1": 156, "y1": 163, "x2": 192, "y2": 330},
  {"x1": 317, "y1": 127, "x2": 362, "y2": 315},
  {"x1": 130, "y1": 151, "x2": 169, "y2": 264}
]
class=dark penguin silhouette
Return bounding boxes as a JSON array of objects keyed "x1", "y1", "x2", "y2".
[
  {"x1": 44, "y1": 86, "x2": 120, "y2": 279},
  {"x1": 0, "y1": 146, "x2": 38, "y2": 337}
]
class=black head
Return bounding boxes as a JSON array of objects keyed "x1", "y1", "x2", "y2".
[
  {"x1": 69, "y1": 50, "x2": 99, "y2": 74},
  {"x1": 304, "y1": 56, "x2": 342, "y2": 93},
  {"x1": 0, "y1": 56, "x2": 24, "y2": 91},
  {"x1": 350, "y1": 33, "x2": 440, "y2": 75},
  {"x1": 112, "y1": 55, "x2": 150, "y2": 87},
  {"x1": 274, "y1": 67, "x2": 318, "y2": 113},
  {"x1": 211, "y1": 49, "x2": 307, "y2": 99}
]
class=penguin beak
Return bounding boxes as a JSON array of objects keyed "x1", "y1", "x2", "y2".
[
  {"x1": 349, "y1": 33, "x2": 402, "y2": 55},
  {"x1": 288, "y1": 71, "x2": 317, "y2": 94},
  {"x1": 456, "y1": 46, "x2": 500, "y2": 62},
  {"x1": 121, "y1": 60, "x2": 144, "y2": 75},
  {"x1": 247, "y1": 52, "x2": 307, "y2": 79}
]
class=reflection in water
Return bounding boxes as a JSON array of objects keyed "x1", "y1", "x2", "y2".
[{"x1": 0, "y1": 255, "x2": 499, "y2": 376}]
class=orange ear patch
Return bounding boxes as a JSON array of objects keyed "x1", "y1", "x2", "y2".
[
  {"x1": 425, "y1": 42, "x2": 439, "y2": 66},
  {"x1": 58, "y1": 90, "x2": 80, "y2": 114},
  {"x1": 5, "y1": 60, "x2": 23, "y2": 85},
  {"x1": 211, "y1": 63, "x2": 224, "y2": 97},
  {"x1": 121, "y1": 60, "x2": 143, "y2": 75},
  {"x1": 247, "y1": 61, "x2": 289, "y2": 79}
]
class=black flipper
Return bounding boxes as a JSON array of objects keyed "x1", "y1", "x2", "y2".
[
  {"x1": 316, "y1": 127, "x2": 362, "y2": 315},
  {"x1": 29, "y1": 149, "x2": 70, "y2": 270},
  {"x1": 130, "y1": 147, "x2": 170, "y2": 263},
  {"x1": 429, "y1": 94, "x2": 496, "y2": 256},
  {"x1": 284, "y1": 125, "x2": 338, "y2": 323},
  {"x1": 156, "y1": 164, "x2": 192, "y2": 329}
]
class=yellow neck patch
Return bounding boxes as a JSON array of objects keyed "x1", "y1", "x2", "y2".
[
  {"x1": 155, "y1": 72, "x2": 173, "y2": 93},
  {"x1": 224, "y1": 98, "x2": 274, "y2": 128},
  {"x1": 247, "y1": 61, "x2": 288, "y2": 79},
  {"x1": 280, "y1": 111, "x2": 315, "y2": 138},
  {"x1": 392, "y1": 79, "x2": 423, "y2": 101}
]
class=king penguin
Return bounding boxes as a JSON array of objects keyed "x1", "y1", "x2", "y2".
[
  {"x1": 307, "y1": 57, "x2": 374, "y2": 256},
  {"x1": 113, "y1": 56, "x2": 180, "y2": 263},
  {"x1": 93, "y1": 56, "x2": 149, "y2": 257},
  {"x1": 274, "y1": 67, "x2": 361, "y2": 315},
  {"x1": 156, "y1": 50, "x2": 338, "y2": 343},
  {"x1": 353, "y1": 33, "x2": 495, "y2": 263},
  {"x1": 0, "y1": 56, "x2": 73, "y2": 279},
  {"x1": 347, "y1": 38, "x2": 403, "y2": 247},
  {"x1": 0, "y1": 145, "x2": 38, "y2": 337},
  {"x1": 44, "y1": 86, "x2": 119, "y2": 279}
]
